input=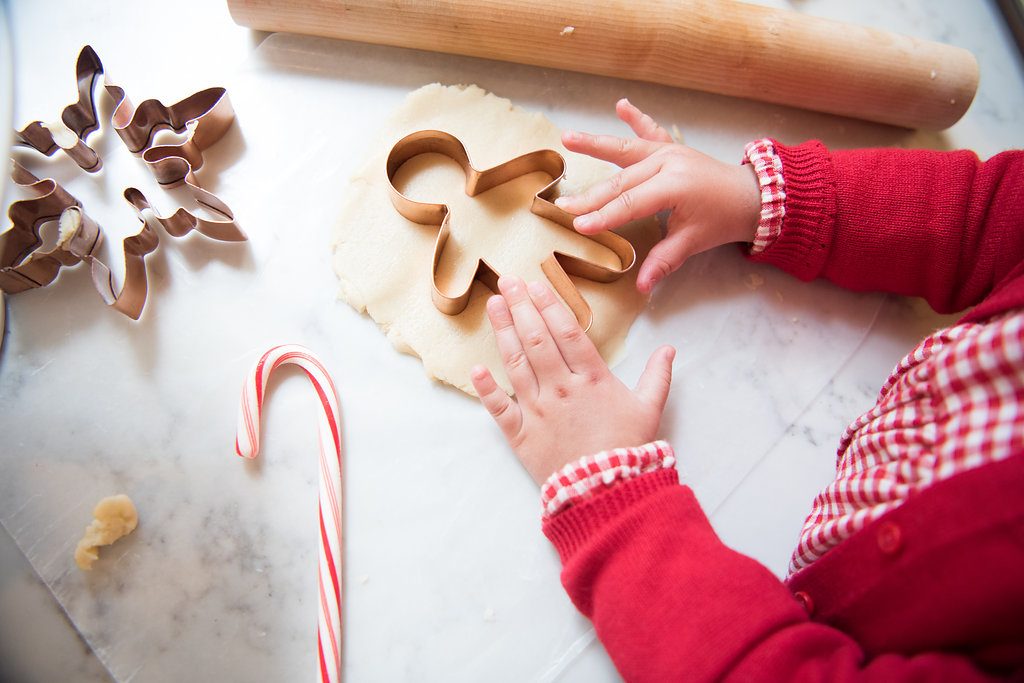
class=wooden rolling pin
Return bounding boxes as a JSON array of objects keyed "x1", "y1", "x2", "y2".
[{"x1": 227, "y1": 0, "x2": 979, "y2": 130}]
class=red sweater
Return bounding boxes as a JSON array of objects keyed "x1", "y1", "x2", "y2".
[{"x1": 543, "y1": 142, "x2": 1024, "y2": 681}]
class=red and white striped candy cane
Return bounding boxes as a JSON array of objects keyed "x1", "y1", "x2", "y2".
[{"x1": 234, "y1": 344, "x2": 343, "y2": 683}]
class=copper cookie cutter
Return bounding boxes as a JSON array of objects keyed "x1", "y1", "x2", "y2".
[
  {"x1": 2, "y1": 162, "x2": 161, "y2": 317},
  {"x1": 2, "y1": 45, "x2": 244, "y2": 319},
  {"x1": 3, "y1": 162, "x2": 103, "y2": 295},
  {"x1": 385, "y1": 130, "x2": 635, "y2": 331}
]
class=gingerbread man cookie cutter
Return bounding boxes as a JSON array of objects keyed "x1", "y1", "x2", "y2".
[
  {"x1": 2, "y1": 45, "x2": 245, "y2": 319},
  {"x1": 385, "y1": 130, "x2": 635, "y2": 331}
]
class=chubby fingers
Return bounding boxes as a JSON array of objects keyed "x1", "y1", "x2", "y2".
[
  {"x1": 471, "y1": 364, "x2": 524, "y2": 441},
  {"x1": 634, "y1": 345, "x2": 676, "y2": 411},
  {"x1": 616, "y1": 98, "x2": 674, "y2": 143},
  {"x1": 568, "y1": 176, "x2": 673, "y2": 235},
  {"x1": 561, "y1": 130, "x2": 664, "y2": 168},
  {"x1": 486, "y1": 293, "x2": 539, "y2": 398},
  {"x1": 498, "y1": 275, "x2": 570, "y2": 384},
  {"x1": 636, "y1": 221, "x2": 703, "y2": 293},
  {"x1": 554, "y1": 155, "x2": 661, "y2": 225},
  {"x1": 526, "y1": 281, "x2": 606, "y2": 376}
]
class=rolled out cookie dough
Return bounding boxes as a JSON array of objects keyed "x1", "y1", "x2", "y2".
[
  {"x1": 332, "y1": 84, "x2": 658, "y2": 394},
  {"x1": 74, "y1": 494, "x2": 138, "y2": 570}
]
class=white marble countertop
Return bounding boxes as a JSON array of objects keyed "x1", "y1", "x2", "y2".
[{"x1": 1, "y1": 1, "x2": 1022, "y2": 681}]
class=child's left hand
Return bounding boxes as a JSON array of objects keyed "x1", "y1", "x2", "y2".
[
  {"x1": 555, "y1": 99, "x2": 761, "y2": 294},
  {"x1": 472, "y1": 275, "x2": 675, "y2": 485}
]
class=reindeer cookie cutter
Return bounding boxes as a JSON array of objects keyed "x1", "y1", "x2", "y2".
[
  {"x1": 1, "y1": 45, "x2": 245, "y2": 319},
  {"x1": 385, "y1": 130, "x2": 635, "y2": 331}
]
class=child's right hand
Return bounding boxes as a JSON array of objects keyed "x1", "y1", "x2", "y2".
[
  {"x1": 471, "y1": 275, "x2": 675, "y2": 486},
  {"x1": 555, "y1": 99, "x2": 762, "y2": 294}
]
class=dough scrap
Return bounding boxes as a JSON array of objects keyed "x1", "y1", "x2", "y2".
[
  {"x1": 332, "y1": 84, "x2": 658, "y2": 394},
  {"x1": 74, "y1": 494, "x2": 138, "y2": 571}
]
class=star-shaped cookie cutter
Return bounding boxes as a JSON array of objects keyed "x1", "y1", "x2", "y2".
[
  {"x1": 385, "y1": 130, "x2": 635, "y2": 331},
  {"x1": 1, "y1": 45, "x2": 245, "y2": 319}
]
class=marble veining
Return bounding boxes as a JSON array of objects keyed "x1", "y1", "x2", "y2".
[{"x1": 1, "y1": 1, "x2": 1022, "y2": 681}]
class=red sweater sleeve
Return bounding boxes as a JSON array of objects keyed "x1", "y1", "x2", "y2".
[
  {"x1": 543, "y1": 470, "x2": 1000, "y2": 682},
  {"x1": 748, "y1": 142, "x2": 1024, "y2": 314}
]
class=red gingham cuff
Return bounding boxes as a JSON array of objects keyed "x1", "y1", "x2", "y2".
[
  {"x1": 742, "y1": 138, "x2": 786, "y2": 254},
  {"x1": 540, "y1": 440, "x2": 677, "y2": 518}
]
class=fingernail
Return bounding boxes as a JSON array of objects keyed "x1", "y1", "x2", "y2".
[
  {"x1": 563, "y1": 130, "x2": 579, "y2": 141},
  {"x1": 574, "y1": 214, "x2": 596, "y2": 231},
  {"x1": 554, "y1": 196, "x2": 572, "y2": 208},
  {"x1": 471, "y1": 365, "x2": 488, "y2": 380},
  {"x1": 498, "y1": 275, "x2": 521, "y2": 293}
]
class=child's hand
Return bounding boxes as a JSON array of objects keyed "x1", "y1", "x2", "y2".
[
  {"x1": 555, "y1": 99, "x2": 761, "y2": 294},
  {"x1": 472, "y1": 275, "x2": 675, "y2": 486}
]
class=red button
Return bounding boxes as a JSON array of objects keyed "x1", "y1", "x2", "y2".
[
  {"x1": 877, "y1": 521, "x2": 903, "y2": 555},
  {"x1": 794, "y1": 591, "x2": 814, "y2": 615}
]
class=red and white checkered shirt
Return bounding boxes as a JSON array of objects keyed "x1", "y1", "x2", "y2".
[
  {"x1": 743, "y1": 139, "x2": 786, "y2": 254},
  {"x1": 789, "y1": 312, "x2": 1024, "y2": 574},
  {"x1": 544, "y1": 138, "x2": 1024, "y2": 578},
  {"x1": 743, "y1": 137, "x2": 1024, "y2": 574},
  {"x1": 541, "y1": 441, "x2": 675, "y2": 518}
]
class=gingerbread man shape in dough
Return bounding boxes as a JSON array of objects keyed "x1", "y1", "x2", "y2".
[{"x1": 385, "y1": 130, "x2": 635, "y2": 331}]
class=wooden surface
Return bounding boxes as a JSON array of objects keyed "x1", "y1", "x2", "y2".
[{"x1": 227, "y1": 0, "x2": 979, "y2": 130}]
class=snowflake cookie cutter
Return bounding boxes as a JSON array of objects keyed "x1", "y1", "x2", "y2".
[
  {"x1": 2, "y1": 161, "x2": 162, "y2": 318},
  {"x1": 2, "y1": 161, "x2": 103, "y2": 295},
  {"x1": 385, "y1": 130, "x2": 636, "y2": 332},
  {"x1": 1, "y1": 45, "x2": 245, "y2": 319}
]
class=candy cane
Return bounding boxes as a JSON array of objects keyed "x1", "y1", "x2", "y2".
[{"x1": 234, "y1": 344, "x2": 343, "y2": 683}]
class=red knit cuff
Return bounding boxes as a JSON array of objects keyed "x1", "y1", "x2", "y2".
[
  {"x1": 742, "y1": 139, "x2": 786, "y2": 254},
  {"x1": 747, "y1": 139, "x2": 838, "y2": 282},
  {"x1": 542, "y1": 468, "x2": 681, "y2": 564},
  {"x1": 540, "y1": 441, "x2": 676, "y2": 518}
]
